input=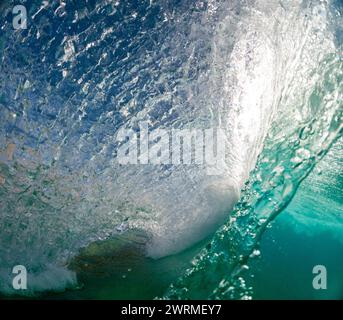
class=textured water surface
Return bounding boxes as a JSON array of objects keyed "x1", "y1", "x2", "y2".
[{"x1": 0, "y1": 0, "x2": 342, "y2": 299}]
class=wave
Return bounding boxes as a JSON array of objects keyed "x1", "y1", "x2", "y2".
[
  {"x1": 163, "y1": 0, "x2": 343, "y2": 299},
  {"x1": 0, "y1": 0, "x2": 342, "y2": 296}
]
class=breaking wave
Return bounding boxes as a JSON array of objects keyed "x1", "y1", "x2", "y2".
[{"x1": 0, "y1": 0, "x2": 341, "y2": 296}]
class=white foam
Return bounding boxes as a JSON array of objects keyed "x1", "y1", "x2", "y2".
[{"x1": 0, "y1": 265, "x2": 77, "y2": 296}]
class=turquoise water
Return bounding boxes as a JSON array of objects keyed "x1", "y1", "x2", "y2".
[
  {"x1": 242, "y1": 140, "x2": 343, "y2": 300},
  {"x1": 0, "y1": 0, "x2": 342, "y2": 299}
]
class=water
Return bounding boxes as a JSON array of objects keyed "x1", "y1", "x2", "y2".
[{"x1": 0, "y1": 0, "x2": 342, "y2": 299}]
